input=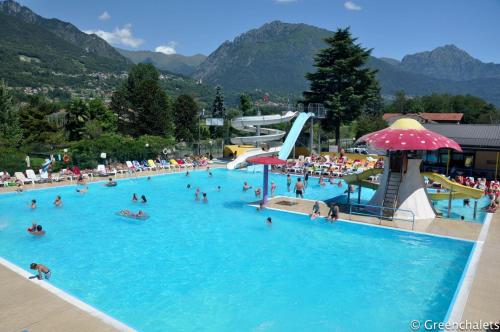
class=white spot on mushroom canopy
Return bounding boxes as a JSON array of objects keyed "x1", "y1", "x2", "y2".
[
  {"x1": 401, "y1": 142, "x2": 406, "y2": 145},
  {"x1": 421, "y1": 140, "x2": 426, "y2": 143},
  {"x1": 385, "y1": 140, "x2": 390, "y2": 143}
]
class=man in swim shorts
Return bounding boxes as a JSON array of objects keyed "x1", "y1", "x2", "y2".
[
  {"x1": 295, "y1": 178, "x2": 304, "y2": 198},
  {"x1": 29, "y1": 263, "x2": 51, "y2": 280}
]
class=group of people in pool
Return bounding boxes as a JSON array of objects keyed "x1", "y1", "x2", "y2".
[{"x1": 187, "y1": 167, "x2": 220, "y2": 203}]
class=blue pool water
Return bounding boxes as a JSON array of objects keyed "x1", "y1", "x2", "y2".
[{"x1": 0, "y1": 169, "x2": 474, "y2": 331}]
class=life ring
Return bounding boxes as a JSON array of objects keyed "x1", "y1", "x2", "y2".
[
  {"x1": 63, "y1": 154, "x2": 70, "y2": 163},
  {"x1": 162, "y1": 148, "x2": 169, "y2": 155}
]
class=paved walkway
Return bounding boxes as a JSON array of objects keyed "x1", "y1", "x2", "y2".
[
  {"x1": 0, "y1": 263, "x2": 123, "y2": 332},
  {"x1": 263, "y1": 196, "x2": 482, "y2": 240},
  {"x1": 461, "y1": 212, "x2": 500, "y2": 330}
]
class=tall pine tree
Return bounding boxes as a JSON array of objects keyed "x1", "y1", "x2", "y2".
[
  {"x1": 210, "y1": 86, "x2": 226, "y2": 139},
  {"x1": 304, "y1": 27, "x2": 380, "y2": 144},
  {"x1": 173, "y1": 95, "x2": 198, "y2": 142}
]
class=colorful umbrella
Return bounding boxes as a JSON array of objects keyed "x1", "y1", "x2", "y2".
[{"x1": 357, "y1": 118, "x2": 462, "y2": 152}]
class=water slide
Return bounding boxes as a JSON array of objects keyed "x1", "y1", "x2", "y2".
[
  {"x1": 342, "y1": 168, "x2": 383, "y2": 190},
  {"x1": 226, "y1": 112, "x2": 314, "y2": 170},
  {"x1": 421, "y1": 172, "x2": 484, "y2": 200},
  {"x1": 230, "y1": 111, "x2": 297, "y2": 145},
  {"x1": 278, "y1": 112, "x2": 314, "y2": 160}
]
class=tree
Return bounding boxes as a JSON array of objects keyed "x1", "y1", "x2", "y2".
[
  {"x1": 303, "y1": 27, "x2": 380, "y2": 144},
  {"x1": 173, "y1": 95, "x2": 198, "y2": 142},
  {"x1": 0, "y1": 80, "x2": 22, "y2": 147},
  {"x1": 66, "y1": 99, "x2": 90, "y2": 141},
  {"x1": 19, "y1": 96, "x2": 58, "y2": 144},
  {"x1": 210, "y1": 86, "x2": 226, "y2": 139},
  {"x1": 239, "y1": 94, "x2": 253, "y2": 116},
  {"x1": 354, "y1": 114, "x2": 387, "y2": 139},
  {"x1": 88, "y1": 99, "x2": 117, "y2": 133},
  {"x1": 111, "y1": 63, "x2": 174, "y2": 137}
]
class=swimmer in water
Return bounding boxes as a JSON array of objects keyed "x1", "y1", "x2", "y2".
[
  {"x1": 105, "y1": 178, "x2": 117, "y2": 187},
  {"x1": 29, "y1": 263, "x2": 51, "y2": 280},
  {"x1": 132, "y1": 193, "x2": 138, "y2": 202},
  {"x1": 209, "y1": 172, "x2": 213, "y2": 177},
  {"x1": 287, "y1": 174, "x2": 292, "y2": 192},
  {"x1": 187, "y1": 184, "x2": 191, "y2": 189},
  {"x1": 54, "y1": 195, "x2": 62, "y2": 207},
  {"x1": 271, "y1": 181, "x2": 277, "y2": 197},
  {"x1": 202, "y1": 192, "x2": 208, "y2": 203},
  {"x1": 217, "y1": 186, "x2": 221, "y2": 192},
  {"x1": 76, "y1": 186, "x2": 88, "y2": 193},
  {"x1": 319, "y1": 175, "x2": 326, "y2": 186},
  {"x1": 337, "y1": 180, "x2": 342, "y2": 188},
  {"x1": 186, "y1": 171, "x2": 190, "y2": 177},
  {"x1": 28, "y1": 224, "x2": 45, "y2": 236},
  {"x1": 30, "y1": 199, "x2": 37, "y2": 209},
  {"x1": 266, "y1": 217, "x2": 272, "y2": 225},
  {"x1": 147, "y1": 176, "x2": 151, "y2": 181},
  {"x1": 255, "y1": 187, "x2": 261, "y2": 198},
  {"x1": 243, "y1": 182, "x2": 252, "y2": 191},
  {"x1": 256, "y1": 201, "x2": 264, "y2": 211},
  {"x1": 195, "y1": 188, "x2": 200, "y2": 201},
  {"x1": 141, "y1": 195, "x2": 147, "y2": 203}
]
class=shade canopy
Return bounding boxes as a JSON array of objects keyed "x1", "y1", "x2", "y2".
[
  {"x1": 357, "y1": 118, "x2": 462, "y2": 152},
  {"x1": 247, "y1": 156, "x2": 286, "y2": 165}
]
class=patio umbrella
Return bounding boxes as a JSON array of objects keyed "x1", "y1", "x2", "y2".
[
  {"x1": 357, "y1": 118, "x2": 462, "y2": 152},
  {"x1": 247, "y1": 156, "x2": 286, "y2": 204}
]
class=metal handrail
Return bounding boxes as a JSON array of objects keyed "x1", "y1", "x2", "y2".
[{"x1": 348, "y1": 203, "x2": 416, "y2": 230}]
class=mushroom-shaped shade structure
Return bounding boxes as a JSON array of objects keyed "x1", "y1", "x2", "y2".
[
  {"x1": 247, "y1": 156, "x2": 286, "y2": 204},
  {"x1": 357, "y1": 118, "x2": 462, "y2": 152}
]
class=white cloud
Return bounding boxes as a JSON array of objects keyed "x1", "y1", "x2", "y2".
[
  {"x1": 98, "y1": 11, "x2": 111, "y2": 21},
  {"x1": 84, "y1": 24, "x2": 144, "y2": 48},
  {"x1": 155, "y1": 41, "x2": 178, "y2": 55},
  {"x1": 344, "y1": 1, "x2": 362, "y2": 11}
]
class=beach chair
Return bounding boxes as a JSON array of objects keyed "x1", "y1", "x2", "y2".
[
  {"x1": 126, "y1": 161, "x2": 140, "y2": 172},
  {"x1": 160, "y1": 160, "x2": 172, "y2": 171},
  {"x1": 147, "y1": 160, "x2": 158, "y2": 171},
  {"x1": 169, "y1": 159, "x2": 182, "y2": 170},
  {"x1": 132, "y1": 160, "x2": 146, "y2": 171},
  {"x1": 15, "y1": 172, "x2": 34, "y2": 185},
  {"x1": 25, "y1": 169, "x2": 42, "y2": 183},
  {"x1": 176, "y1": 159, "x2": 188, "y2": 169},
  {"x1": 182, "y1": 159, "x2": 194, "y2": 169},
  {"x1": 96, "y1": 164, "x2": 112, "y2": 176}
]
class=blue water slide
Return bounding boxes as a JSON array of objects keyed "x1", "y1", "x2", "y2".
[{"x1": 278, "y1": 112, "x2": 314, "y2": 160}]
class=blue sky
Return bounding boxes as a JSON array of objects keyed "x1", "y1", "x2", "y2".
[{"x1": 19, "y1": 0, "x2": 500, "y2": 62}]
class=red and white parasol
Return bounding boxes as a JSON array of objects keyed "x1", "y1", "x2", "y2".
[{"x1": 357, "y1": 118, "x2": 462, "y2": 152}]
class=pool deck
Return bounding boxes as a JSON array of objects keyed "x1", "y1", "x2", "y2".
[
  {"x1": 0, "y1": 262, "x2": 123, "y2": 332},
  {"x1": 262, "y1": 196, "x2": 482, "y2": 241}
]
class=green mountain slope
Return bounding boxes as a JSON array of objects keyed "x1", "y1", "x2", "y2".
[
  {"x1": 195, "y1": 21, "x2": 500, "y2": 105},
  {"x1": 0, "y1": 0, "x2": 130, "y2": 87},
  {"x1": 195, "y1": 21, "x2": 332, "y2": 93},
  {"x1": 117, "y1": 49, "x2": 206, "y2": 76},
  {"x1": 399, "y1": 45, "x2": 500, "y2": 81}
]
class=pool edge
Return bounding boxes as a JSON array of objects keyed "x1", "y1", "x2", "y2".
[{"x1": 0, "y1": 256, "x2": 136, "y2": 332}]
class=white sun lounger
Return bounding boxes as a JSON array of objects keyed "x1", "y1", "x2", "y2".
[
  {"x1": 15, "y1": 172, "x2": 34, "y2": 185},
  {"x1": 25, "y1": 169, "x2": 41, "y2": 183}
]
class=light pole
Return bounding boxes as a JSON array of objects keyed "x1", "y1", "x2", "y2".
[
  {"x1": 144, "y1": 143, "x2": 149, "y2": 160},
  {"x1": 198, "y1": 109, "x2": 205, "y2": 155}
]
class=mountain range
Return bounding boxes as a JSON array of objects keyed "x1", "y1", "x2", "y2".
[
  {"x1": 116, "y1": 49, "x2": 206, "y2": 76},
  {"x1": 1, "y1": 0, "x2": 500, "y2": 106}
]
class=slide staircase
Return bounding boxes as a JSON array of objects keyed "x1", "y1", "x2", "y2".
[{"x1": 382, "y1": 171, "x2": 403, "y2": 217}]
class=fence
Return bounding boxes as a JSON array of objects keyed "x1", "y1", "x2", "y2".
[{"x1": 348, "y1": 203, "x2": 416, "y2": 230}]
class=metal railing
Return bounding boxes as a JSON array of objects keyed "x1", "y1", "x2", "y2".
[{"x1": 348, "y1": 203, "x2": 416, "y2": 230}]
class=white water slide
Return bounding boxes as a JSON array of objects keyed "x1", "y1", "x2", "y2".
[
  {"x1": 230, "y1": 111, "x2": 297, "y2": 145},
  {"x1": 227, "y1": 112, "x2": 314, "y2": 170}
]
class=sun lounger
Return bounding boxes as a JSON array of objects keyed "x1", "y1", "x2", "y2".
[
  {"x1": 25, "y1": 169, "x2": 42, "y2": 183},
  {"x1": 147, "y1": 160, "x2": 158, "y2": 171},
  {"x1": 15, "y1": 172, "x2": 34, "y2": 185},
  {"x1": 160, "y1": 160, "x2": 172, "y2": 170},
  {"x1": 169, "y1": 159, "x2": 182, "y2": 170}
]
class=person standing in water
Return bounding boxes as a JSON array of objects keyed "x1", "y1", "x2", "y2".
[
  {"x1": 195, "y1": 188, "x2": 200, "y2": 201},
  {"x1": 271, "y1": 182, "x2": 277, "y2": 197},
  {"x1": 53, "y1": 195, "x2": 62, "y2": 207},
  {"x1": 304, "y1": 172, "x2": 309, "y2": 188},
  {"x1": 286, "y1": 174, "x2": 292, "y2": 192},
  {"x1": 295, "y1": 178, "x2": 304, "y2": 198}
]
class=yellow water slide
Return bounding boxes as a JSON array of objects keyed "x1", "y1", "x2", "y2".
[
  {"x1": 421, "y1": 172, "x2": 484, "y2": 200},
  {"x1": 342, "y1": 168, "x2": 383, "y2": 190}
]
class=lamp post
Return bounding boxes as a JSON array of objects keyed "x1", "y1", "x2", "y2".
[
  {"x1": 209, "y1": 140, "x2": 213, "y2": 159},
  {"x1": 198, "y1": 109, "x2": 205, "y2": 155},
  {"x1": 144, "y1": 143, "x2": 149, "y2": 160}
]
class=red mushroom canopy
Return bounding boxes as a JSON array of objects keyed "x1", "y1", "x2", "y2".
[
  {"x1": 247, "y1": 156, "x2": 287, "y2": 165},
  {"x1": 357, "y1": 118, "x2": 462, "y2": 152}
]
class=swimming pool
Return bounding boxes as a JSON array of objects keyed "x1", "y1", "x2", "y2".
[{"x1": 0, "y1": 169, "x2": 474, "y2": 331}]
